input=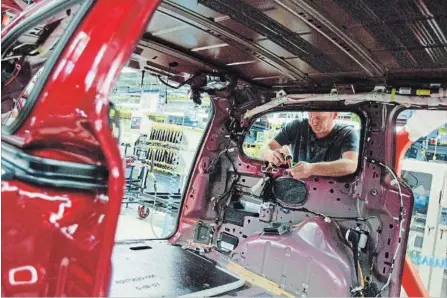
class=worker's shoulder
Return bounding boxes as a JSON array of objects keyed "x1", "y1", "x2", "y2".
[
  {"x1": 285, "y1": 118, "x2": 306, "y2": 128},
  {"x1": 334, "y1": 123, "x2": 357, "y2": 137}
]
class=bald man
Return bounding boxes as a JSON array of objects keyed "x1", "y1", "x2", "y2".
[{"x1": 260, "y1": 112, "x2": 359, "y2": 179}]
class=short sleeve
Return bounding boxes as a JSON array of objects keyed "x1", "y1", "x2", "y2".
[
  {"x1": 340, "y1": 127, "x2": 359, "y2": 154},
  {"x1": 274, "y1": 120, "x2": 301, "y2": 146}
]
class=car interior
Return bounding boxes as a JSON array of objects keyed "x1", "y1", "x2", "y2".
[{"x1": 2, "y1": 0, "x2": 447, "y2": 297}]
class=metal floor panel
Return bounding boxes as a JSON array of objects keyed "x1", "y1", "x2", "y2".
[{"x1": 109, "y1": 241, "x2": 245, "y2": 297}]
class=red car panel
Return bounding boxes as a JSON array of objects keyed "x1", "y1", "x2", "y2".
[{"x1": 1, "y1": 0, "x2": 160, "y2": 296}]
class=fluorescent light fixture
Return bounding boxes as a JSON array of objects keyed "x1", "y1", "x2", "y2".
[
  {"x1": 191, "y1": 43, "x2": 229, "y2": 52},
  {"x1": 121, "y1": 67, "x2": 138, "y2": 73},
  {"x1": 252, "y1": 76, "x2": 281, "y2": 81},
  {"x1": 214, "y1": 15, "x2": 230, "y2": 22},
  {"x1": 152, "y1": 25, "x2": 189, "y2": 36},
  {"x1": 396, "y1": 126, "x2": 404, "y2": 132},
  {"x1": 226, "y1": 60, "x2": 257, "y2": 66}
]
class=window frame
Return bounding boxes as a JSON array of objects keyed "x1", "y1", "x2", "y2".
[
  {"x1": 1, "y1": 0, "x2": 94, "y2": 136},
  {"x1": 240, "y1": 107, "x2": 367, "y2": 178}
]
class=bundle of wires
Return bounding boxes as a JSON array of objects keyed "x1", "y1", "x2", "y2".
[{"x1": 366, "y1": 158, "x2": 405, "y2": 297}]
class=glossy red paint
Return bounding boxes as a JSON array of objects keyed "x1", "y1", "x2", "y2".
[
  {"x1": 395, "y1": 128, "x2": 412, "y2": 176},
  {"x1": 1, "y1": 180, "x2": 102, "y2": 296},
  {"x1": 1, "y1": 0, "x2": 161, "y2": 296},
  {"x1": 402, "y1": 256, "x2": 429, "y2": 298},
  {"x1": 1, "y1": 0, "x2": 26, "y2": 14}
]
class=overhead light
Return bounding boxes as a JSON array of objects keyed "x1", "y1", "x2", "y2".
[
  {"x1": 121, "y1": 67, "x2": 138, "y2": 73},
  {"x1": 252, "y1": 76, "x2": 281, "y2": 81},
  {"x1": 214, "y1": 15, "x2": 230, "y2": 22},
  {"x1": 152, "y1": 25, "x2": 189, "y2": 36},
  {"x1": 191, "y1": 43, "x2": 229, "y2": 52},
  {"x1": 226, "y1": 60, "x2": 257, "y2": 66}
]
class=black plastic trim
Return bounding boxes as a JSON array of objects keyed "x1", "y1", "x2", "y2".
[
  {"x1": 2, "y1": 0, "x2": 94, "y2": 135},
  {"x1": 1, "y1": 142, "x2": 108, "y2": 190}
]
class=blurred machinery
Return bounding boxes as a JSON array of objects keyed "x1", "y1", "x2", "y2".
[
  {"x1": 401, "y1": 159, "x2": 447, "y2": 297},
  {"x1": 120, "y1": 119, "x2": 204, "y2": 223}
]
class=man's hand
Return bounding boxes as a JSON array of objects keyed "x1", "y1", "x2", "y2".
[
  {"x1": 285, "y1": 162, "x2": 314, "y2": 180},
  {"x1": 286, "y1": 152, "x2": 358, "y2": 179},
  {"x1": 265, "y1": 148, "x2": 287, "y2": 166}
]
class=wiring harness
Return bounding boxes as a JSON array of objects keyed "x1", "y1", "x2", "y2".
[{"x1": 366, "y1": 158, "x2": 405, "y2": 297}]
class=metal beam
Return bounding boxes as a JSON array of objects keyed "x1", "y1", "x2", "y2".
[
  {"x1": 138, "y1": 36, "x2": 269, "y2": 88},
  {"x1": 274, "y1": 0, "x2": 385, "y2": 77},
  {"x1": 198, "y1": 0, "x2": 342, "y2": 73},
  {"x1": 157, "y1": 0, "x2": 312, "y2": 82}
]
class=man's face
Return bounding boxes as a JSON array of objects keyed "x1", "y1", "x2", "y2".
[{"x1": 308, "y1": 112, "x2": 337, "y2": 134}]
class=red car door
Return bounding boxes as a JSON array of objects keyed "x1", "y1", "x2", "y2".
[{"x1": 1, "y1": 0, "x2": 160, "y2": 296}]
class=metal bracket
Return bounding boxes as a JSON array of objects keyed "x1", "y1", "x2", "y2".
[
  {"x1": 334, "y1": 84, "x2": 355, "y2": 95},
  {"x1": 372, "y1": 85, "x2": 386, "y2": 94},
  {"x1": 275, "y1": 89, "x2": 287, "y2": 99},
  {"x1": 259, "y1": 202, "x2": 275, "y2": 223},
  {"x1": 193, "y1": 221, "x2": 213, "y2": 244}
]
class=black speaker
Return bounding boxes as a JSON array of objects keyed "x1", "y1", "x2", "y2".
[{"x1": 264, "y1": 176, "x2": 308, "y2": 207}]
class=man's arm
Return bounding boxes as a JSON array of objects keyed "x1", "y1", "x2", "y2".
[
  {"x1": 309, "y1": 151, "x2": 358, "y2": 176},
  {"x1": 286, "y1": 151, "x2": 358, "y2": 179},
  {"x1": 258, "y1": 120, "x2": 300, "y2": 166},
  {"x1": 259, "y1": 139, "x2": 286, "y2": 165}
]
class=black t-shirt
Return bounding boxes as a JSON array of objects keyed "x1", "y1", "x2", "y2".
[{"x1": 274, "y1": 119, "x2": 359, "y2": 163}]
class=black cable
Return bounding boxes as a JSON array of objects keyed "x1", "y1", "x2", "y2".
[
  {"x1": 206, "y1": 147, "x2": 228, "y2": 173},
  {"x1": 157, "y1": 75, "x2": 185, "y2": 89},
  {"x1": 214, "y1": 143, "x2": 240, "y2": 216},
  {"x1": 225, "y1": 146, "x2": 238, "y2": 175},
  {"x1": 406, "y1": 171, "x2": 419, "y2": 188},
  {"x1": 281, "y1": 205, "x2": 381, "y2": 223},
  {"x1": 157, "y1": 72, "x2": 202, "y2": 90}
]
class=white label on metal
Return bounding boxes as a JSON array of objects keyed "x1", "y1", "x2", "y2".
[
  {"x1": 399, "y1": 87, "x2": 411, "y2": 95},
  {"x1": 221, "y1": 242, "x2": 234, "y2": 251}
]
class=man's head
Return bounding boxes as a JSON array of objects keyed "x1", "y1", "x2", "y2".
[{"x1": 308, "y1": 112, "x2": 338, "y2": 138}]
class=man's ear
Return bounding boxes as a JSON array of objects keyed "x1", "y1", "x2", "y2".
[{"x1": 332, "y1": 112, "x2": 338, "y2": 119}]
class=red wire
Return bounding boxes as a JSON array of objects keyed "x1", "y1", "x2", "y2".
[{"x1": 3, "y1": 62, "x2": 22, "y2": 87}]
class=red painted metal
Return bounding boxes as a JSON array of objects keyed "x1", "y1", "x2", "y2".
[
  {"x1": 402, "y1": 256, "x2": 430, "y2": 298},
  {"x1": 395, "y1": 128, "x2": 412, "y2": 176},
  {"x1": 1, "y1": 0, "x2": 160, "y2": 296},
  {"x1": 1, "y1": 0, "x2": 439, "y2": 296},
  {"x1": 1, "y1": 0, "x2": 25, "y2": 14}
]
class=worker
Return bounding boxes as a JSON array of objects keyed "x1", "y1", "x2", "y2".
[{"x1": 260, "y1": 112, "x2": 359, "y2": 179}]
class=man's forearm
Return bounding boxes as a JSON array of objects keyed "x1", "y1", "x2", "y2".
[
  {"x1": 259, "y1": 145, "x2": 272, "y2": 161},
  {"x1": 310, "y1": 159, "x2": 357, "y2": 177},
  {"x1": 259, "y1": 140, "x2": 282, "y2": 161}
]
